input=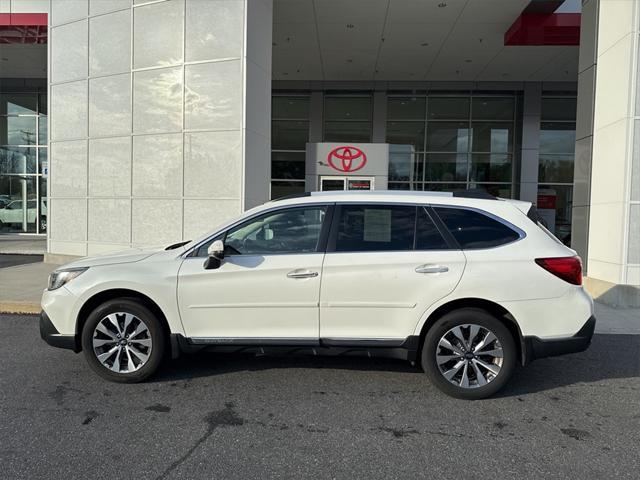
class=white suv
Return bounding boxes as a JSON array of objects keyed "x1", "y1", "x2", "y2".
[{"x1": 40, "y1": 191, "x2": 595, "y2": 399}]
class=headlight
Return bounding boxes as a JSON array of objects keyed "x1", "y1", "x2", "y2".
[{"x1": 48, "y1": 267, "x2": 88, "y2": 291}]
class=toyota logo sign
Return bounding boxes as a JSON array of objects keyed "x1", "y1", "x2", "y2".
[{"x1": 327, "y1": 146, "x2": 367, "y2": 173}]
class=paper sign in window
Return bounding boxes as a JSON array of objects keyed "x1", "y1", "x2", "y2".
[{"x1": 363, "y1": 209, "x2": 391, "y2": 242}]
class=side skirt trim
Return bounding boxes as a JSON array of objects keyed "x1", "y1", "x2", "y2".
[{"x1": 175, "y1": 335, "x2": 422, "y2": 362}]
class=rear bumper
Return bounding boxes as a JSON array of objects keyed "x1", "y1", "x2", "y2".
[
  {"x1": 40, "y1": 310, "x2": 80, "y2": 352},
  {"x1": 524, "y1": 315, "x2": 595, "y2": 363}
]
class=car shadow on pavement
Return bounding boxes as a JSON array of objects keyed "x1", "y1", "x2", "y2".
[{"x1": 151, "y1": 333, "x2": 640, "y2": 396}]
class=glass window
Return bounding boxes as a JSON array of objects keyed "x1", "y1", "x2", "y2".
[
  {"x1": 0, "y1": 87, "x2": 47, "y2": 234},
  {"x1": 0, "y1": 175, "x2": 37, "y2": 233},
  {"x1": 434, "y1": 207, "x2": 520, "y2": 249},
  {"x1": 539, "y1": 123, "x2": 576, "y2": 154},
  {"x1": 416, "y1": 208, "x2": 449, "y2": 250},
  {"x1": 321, "y1": 178, "x2": 345, "y2": 191},
  {"x1": 272, "y1": 96, "x2": 309, "y2": 119},
  {"x1": 472, "y1": 97, "x2": 514, "y2": 120},
  {"x1": 0, "y1": 94, "x2": 37, "y2": 115},
  {"x1": 428, "y1": 97, "x2": 469, "y2": 120},
  {"x1": 224, "y1": 206, "x2": 327, "y2": 255},
  {"x1": 0, "y1": 117, "x2": 37, "y2": 145},
  {"x1": 39, "y1": 175, "x2": 48, "y2": 233},
  {"x1": 541, "y1": 98, "x2": 577, "y2": 121},
  {"x1": 388, "y1": 182, "x2": 411, "y2": 190},
  {"x1": 272, "y1": 152, "x2": 305, "y2": 180},
  {"x1": 270, "y1": 180, "x2": 305, "y2": 200},
  {"x1": 386, "y1": 121, "x2": 425, "y2": 150},
  {"x1": 471, "y1": 122, "x2": 512, "y2": 153},
  {"x1": 424, "y1": 183, "x2": 467, "y2": 192},
  {"x1": 537, "y1": 186, "x2": 573, "y2": 244},
  {"x1": 0, "y1": 147, "x2": 37, "y2": 175},
  {"x1": 427, "y1": 122, "x2": 469, "y2": 152},
  {"x1": 425, "y1": 153, "x2": 468, "y2": 182},
  {"x1": 539, "y1": 154, "x2": 574, "y2": 183},
  {"x1": 272, "y1": 120, "x2": 309, "y2": 150},
  {"x1": 470, "y1": 183, "x2": 512, "y2": 198},
  {"x1": 389, "y1": 147, "x2": 419, "y2": 182},
  {"x1": 39, "y1": 94, "x2": 47, "y2": 115},
  {"x1": 470, "y1": 154, "x2": 512, "y2": 182},
  {"x1": 387, "y1": 97, "x2": 425, "y2": 120},
  {"x1": 324, "y1": 96, "x2": 371, "y2": 121},
  {"x1": 334, "y1": 205, "x2": 415, "y2": 252},
  {"x1": 323, "y1": 121, "x2": 371, "y2": 143},
  {"x1": 38, "y1": 117, "x2": 47, "y2": 145},
  {"x1": 39, "y1": 148, "x2": 48, "y2": 176}
]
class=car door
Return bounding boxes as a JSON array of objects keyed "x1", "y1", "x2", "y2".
[
  {"x1": 319, "y1": 204, "x2": 466, "y2": 343},
  {"x1": 177, "y1": 204, "x2": 331, "y2": 342},
  {"x1": 2, "y1": 201, "x2": 21, "y2": 223}
]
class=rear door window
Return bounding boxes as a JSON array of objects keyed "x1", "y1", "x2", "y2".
[
  {"x1": 334, "y1": 205, "x2": 415, "y2": 252},
  {"x1": 416, "y1": 207, "x2": 450, "y2": 250},
  {"x1": 434, "y1": 207, "x2": 520, "y2": 249}
]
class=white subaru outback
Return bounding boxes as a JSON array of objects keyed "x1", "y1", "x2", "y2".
[{"x1": 40, "y1": 191, "x2": 595, "y2": 399}]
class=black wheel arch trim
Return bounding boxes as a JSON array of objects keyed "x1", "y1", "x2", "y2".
[{"x1": 415, "y1": 298, "x2": 528, "y2": 365}]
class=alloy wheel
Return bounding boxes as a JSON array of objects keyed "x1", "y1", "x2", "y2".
[
  {"x1": 435, "y1": 324, "x2": 504, "y2": 389},
  {"x1": 92, "y1": 312, "x2": 153, "y2": 373}
]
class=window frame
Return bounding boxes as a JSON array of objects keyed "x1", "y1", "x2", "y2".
[{"x1": 325, "y1": 202, "x2": 457, "y2": 253}]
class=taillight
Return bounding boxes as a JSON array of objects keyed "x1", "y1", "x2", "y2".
[{"x1": 535, "y1": 256, "x2": 582, "y2": 285}]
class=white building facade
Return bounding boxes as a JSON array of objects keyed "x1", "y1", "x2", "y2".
[{"x1": 0, "y1": 0, "x2": 637, "y2": 304}]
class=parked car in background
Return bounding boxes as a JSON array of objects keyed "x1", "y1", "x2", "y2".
[
  {"x1": 0, "y1": 199, "x2": 47, "y2": 231},
  {"x1": 40, "y1": 191, "x2": 595, "y2": 399}
]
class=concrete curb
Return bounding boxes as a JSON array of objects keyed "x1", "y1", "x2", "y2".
[{"x1": 0, "y1": 302, "x2": 41, "y2": 315}]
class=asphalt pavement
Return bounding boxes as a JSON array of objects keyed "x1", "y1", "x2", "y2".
[
  {"x1": 1, "y1": 314, "x2": 639, "y2": 480},
  {"x1": 0, "y1": 254, "x2": 43, "y2": 269}
]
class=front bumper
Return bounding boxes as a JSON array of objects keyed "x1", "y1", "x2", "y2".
[
  {"x1": 524, "y1": 315, "x2": 595, "y2": 363},
  {"x1": 40, "y1": 310, "x2": 80, "y2": 352}
]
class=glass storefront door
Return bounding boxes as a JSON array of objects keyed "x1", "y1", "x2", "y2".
[
  {"x1": 319, "y1": 176, "x2": 374, "y2": 191},
  {"x1": 0, "y1": 89, "x2": 48, "y2": 234}
]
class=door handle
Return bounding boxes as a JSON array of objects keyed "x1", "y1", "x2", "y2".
[
  {"x1": 415, "y1": 264, "x2": 449, "y2": 274},
  {"x1": 287, "y1": 269, "x2": 319, "y2": 279}
]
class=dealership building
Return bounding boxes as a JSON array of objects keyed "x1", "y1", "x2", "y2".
[{"x1": 0, "y1": 0, "x2": 638, "y2": 302}]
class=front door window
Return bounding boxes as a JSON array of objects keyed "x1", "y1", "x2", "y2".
[{"x1": 224, "y1": 206, "x2": 327, "y2": 256}]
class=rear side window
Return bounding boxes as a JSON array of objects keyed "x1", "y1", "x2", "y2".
[
  {"x1": 334, "y1": 205, "x2": 415, "y2": 252},
  {"x1": 434, "y1": 207, "x2": 520, "y2": 249}
]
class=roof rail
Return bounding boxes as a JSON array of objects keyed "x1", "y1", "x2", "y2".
[{"x1": 452, "y1": 188, "x2": 497, "y2": 200}]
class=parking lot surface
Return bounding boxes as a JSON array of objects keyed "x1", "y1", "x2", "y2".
[
  {"x1": 1, "y1": 314, "x2": 639, "y2": 479},
  {"x1": 0, "y1": 254, "x2": 43, "y2": 269}
]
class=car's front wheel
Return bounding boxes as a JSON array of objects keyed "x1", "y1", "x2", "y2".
[
  {"x1": 422, "y1": 308, "x2": 516, "y2": 400},
  {"x1": 81, "y1": 298, "x2": 165, "y2": 383}
]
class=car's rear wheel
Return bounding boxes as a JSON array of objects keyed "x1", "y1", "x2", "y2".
[
  {"x1": 422, "y1": 308, "x2": 516, "y2": 400},
  {"x1": 81, "y1": 298, "x2": 165, "y2": 383}
]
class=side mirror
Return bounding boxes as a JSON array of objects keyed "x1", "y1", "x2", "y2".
[{"x1": 204, "y1": 239, "x2": 225, "y2": 270}]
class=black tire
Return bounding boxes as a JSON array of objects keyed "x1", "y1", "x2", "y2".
[
  {"x1": 81, "y1": 298, "x2": 165, "y2": 383},
  {"x1": 422, "y1": 308, "x2": 517, "y2": 400}
]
